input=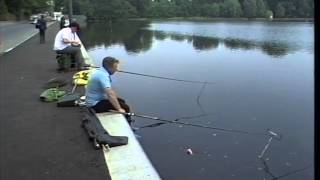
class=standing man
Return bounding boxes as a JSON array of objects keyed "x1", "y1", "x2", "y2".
[
  {"x1": 60, "y1": 16, "x2": 66, "y2": 29},
  {"x1": 36, "y1": 15, "x2": 47, "y2": 44},
  {"x1": 85, "y1": 57, "x2": 131, "y2": 121},
  {"x1": 53, "y1": 22, "x2": 89, "y2": 70}
]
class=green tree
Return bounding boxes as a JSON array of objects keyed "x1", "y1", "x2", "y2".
[
  {"x1": 128, "y1": 0, "x2": 151, "y2": 17},
  {"x1": 174, "y1": 2, "x2": 192, "y2": 17},
  {"x1": 265, "y1": 10, "x2": 273, "y2": 18},
  {"x1": 274, "y1": 3, "x2": 285, "y2": 18},
  {"x1": 146, "y1": 0, "x2": 175, "y2": 18},
  {"x1": 282, "y1": 1, "x2": 296, "y2": 17},
  {"x1": 3, "y1": 0, "x2": 51, "y2": 19},
  {"x1": 4, "y1": 0, "x2": 23, "y2": 18},
  {"x1": 54, "y1": 0, "x2": 65, "y2": 11},
  {"x1": 256, "y1": 0, "x2": 267, "y2": 17},
  {"x1": 242, "y1": 0, "x2": 257, "y2": 17},
  {"x1": 0, "y1": 0, "x2": 9, "y2": 19},
  {"x1": 23, "y1": 0, "x2": 51, "y2": 15},
  {"x1": 201, "y1": 3, "x2": 220, "y2": 17},
  {"x1": 88, "y1": 0, "x2": 137, "y2": 21},
  {"x1": 295, "y1": 0, "x2": 311, "y2": 17},
  {"x1": 309, "y1": 0, "x2": 314, "y2": 17},
  {"x1": 220, "y1": 0, "x2": 242, "y2": 17}
]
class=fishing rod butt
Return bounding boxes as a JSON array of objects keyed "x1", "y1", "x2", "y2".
[{"x1": 267, "y1": 129, "x2": 282, "y2": 140}]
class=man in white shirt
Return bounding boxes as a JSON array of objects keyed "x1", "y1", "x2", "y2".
[{"x1": 53, "y1": 22, "x2": 89, "y2": 70}]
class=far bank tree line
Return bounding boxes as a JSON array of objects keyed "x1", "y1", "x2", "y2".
[{"x1": 0, "y1": 0, "x2": 314, "y2": 21}]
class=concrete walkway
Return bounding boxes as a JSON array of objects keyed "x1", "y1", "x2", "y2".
[{"x1": 0, "y1": 23, "x2": 111, "y2": 180}]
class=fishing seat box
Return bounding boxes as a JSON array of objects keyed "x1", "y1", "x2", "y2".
[{"x1": 56, "y1": 53, "x2": 75, "y2": 69}]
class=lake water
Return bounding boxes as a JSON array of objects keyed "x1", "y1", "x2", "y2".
[{"x1": 81, "y1": 20, "x2": 314, "y2": 180}]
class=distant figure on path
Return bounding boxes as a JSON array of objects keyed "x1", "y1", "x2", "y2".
[
  {"x1": 85, "y1": 57, "x2": 132, "y2": 122},
  {"x1": 36, "y1": 15, "x2": 47, "y2": 44},
  {"x1": 53, "y1": 22, "x2": 89, "y2": 70},
  {"x1": 60, "y1": 16, "x2": 66, "y2": 29}
]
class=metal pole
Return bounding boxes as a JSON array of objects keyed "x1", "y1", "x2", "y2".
[{"x1": 68, "y1": 0, "x2": 73, "y2": 21}]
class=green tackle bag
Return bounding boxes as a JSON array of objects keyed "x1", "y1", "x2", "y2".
[
  {"x1": 57, "y1": 93, "x2": 81, "y2": 107},
  {"x1": 40, "y1": 88, "x2": 67, "y2": 102}
]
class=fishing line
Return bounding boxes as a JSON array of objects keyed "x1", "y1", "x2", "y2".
[
  {"x1": 259, "y1": 158, "x2": 313, "y2": 180},
  {"x1": 271, "y1": 164, "x2": 313, "y2": 180},
  {"x1": 175, "y1": 113, "x2": 215, "y2": 121},
  {"x1": 257, "y1": 130, "x2": 310, "y2": 180},
  {"x1": 196, "y1": 81, "x2": 207, "y2": 114},
  {"x1": 260, "y1": 158, "x2": 277, "y2": 179},
  {"x1": 118, "y1": 70, "x2": 215, "y2": 84},
  {"x1": 119, "y1": 70, "x2": 213, "y2": 123}
]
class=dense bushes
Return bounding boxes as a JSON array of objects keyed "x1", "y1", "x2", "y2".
[{"x1": 0, "y1": 0, "x2": 314, "y2": 21}]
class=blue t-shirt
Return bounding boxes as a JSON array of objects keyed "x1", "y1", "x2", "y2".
[{"x1": 85, "y1": 68, "x2": 111, "y2": 107}]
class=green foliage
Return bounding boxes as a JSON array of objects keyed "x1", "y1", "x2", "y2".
[
  {"x1": 0, "y1": 0, "x2": 9, "y2": 16},
  {"x1": 87, "y1": 0, "x2": 138, "y2": 21},
  {"x1": 146, "y1": 0, "x2": 176, "y2": 18},
  {"x1": 0, "y1": 0, "x2": 10, "y2": 20},
  {"x1": 266, "y1": 10, "x2": 273, "y2": 18},
  {"x1": 295, "y1": 0, "x2": 311, "y2": 17},
  {"x1": 220, "y1": 0, "x2": 242, "y2": 17},
  {"x1": 255, "y1": 0, "x2": 267, "y2": 17},
  {"x1": 2, "y1": 0, "x2": 51, "y2": 20},
  {"x1": 274, "y1": 3, "x2": 285, "y2": 18},
  {"x1": 201, "y1": 3, "x2": 220, "y2": 17},
  {"x1": 174, "y1": 2, "x2": 192, "y2": 17},
  {"x1": 1, "y1": 0, "x2": 314, "y2": 20},
  {"x1": 281, "y1": 1, "x2": 296, "y2": 17},
  {"x1": 128, "y1": 0, "x2": 151, "y2": 17},
  {"x1": 242, "y1": 0, "x2": 257, "y2": 18}
]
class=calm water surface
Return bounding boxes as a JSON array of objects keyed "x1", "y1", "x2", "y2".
[{"x1": 81, "y1": 20, "x2": 314, "y2": 180}]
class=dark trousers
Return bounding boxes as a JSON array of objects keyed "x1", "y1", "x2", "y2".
[
  {"x1": 56, "y1": 46, "x2": 85, "y2": 69},
  {"x1": 39, "y1": 30, "x2": 45, "y2": 44},
  {"x1": 92, "y1": 98, "x2": 132, "y2": 122}
]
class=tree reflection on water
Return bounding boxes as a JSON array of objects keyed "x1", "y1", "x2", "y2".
[{"x1": 82, "y1": 20, "x2": 297, "y2": 58}]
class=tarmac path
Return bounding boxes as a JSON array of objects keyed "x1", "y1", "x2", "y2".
[
  {"x1": 0, "y1": 21, "x2": 41, "y2": 54},
  {"x1": 0, "y1": 22, "x2": 111, "y2": 180}
]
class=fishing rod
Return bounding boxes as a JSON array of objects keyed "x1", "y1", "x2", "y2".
[
  {"x1": 89, "y1": 67, "x2": 214, "y2": 84},
  {"x1": 134, "y1": 113, "x2": 217, "y2": 130},
  {"x1": 118, "y1": 70, "x2": 215, "y2": 84},
  {"x1": 258, "y1": 129, "x2": 282, "y2": 158},
  {"x1": 109, "y1": 111, "x2": 280, "y2": 138}
]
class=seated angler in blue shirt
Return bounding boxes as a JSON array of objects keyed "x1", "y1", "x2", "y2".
[{"x1": 85, "y1": 56, "x2": 132, "y2": 122}]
